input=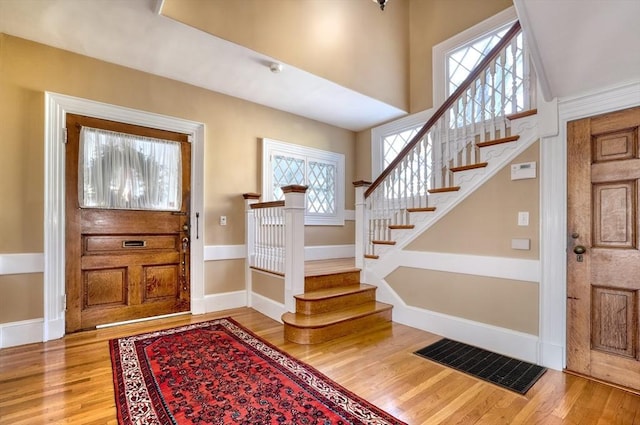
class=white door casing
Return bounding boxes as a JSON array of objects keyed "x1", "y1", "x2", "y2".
[{"x1": 44, "y1": 92, "x2": 205, "y2": 341}]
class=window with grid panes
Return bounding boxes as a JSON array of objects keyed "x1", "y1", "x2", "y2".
[
  {"x1": 262, "y1": 138, "x2": 344, "y2": 225},
  {"x1": 373, "y1": 8, "x2": 522, "y2": 179},
  {"x1": 447, "y1": 25, "x2": 525, "y2": 127}
]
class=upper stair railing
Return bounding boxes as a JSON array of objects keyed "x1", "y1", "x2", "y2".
[{"x1": 357, "y1": 21, "x2": 534, "y2": 261}]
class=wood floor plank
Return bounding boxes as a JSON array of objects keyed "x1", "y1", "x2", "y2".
[{"x1": 1, "y1": 307, "x2": 640, "y2": 424}]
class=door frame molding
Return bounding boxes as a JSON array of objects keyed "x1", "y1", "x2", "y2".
[
  {"x1": 44, "y1": 92, "x2": 205, "y2": 341},
  {"x1": 539, "y1": 80, "x2": 640, "y2": 370}
]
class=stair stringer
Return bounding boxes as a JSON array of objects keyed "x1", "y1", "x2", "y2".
[
  {"x1": 360, "y1": 115, "x2": 541, "y2": 363},
  {"x1": 370, "y1": 114, "x2": 540, "y2": 258}
]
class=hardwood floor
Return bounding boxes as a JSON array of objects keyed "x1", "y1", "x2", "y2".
[{"x1": 1, "y1": 308, "x2": 639, "y2": 424}]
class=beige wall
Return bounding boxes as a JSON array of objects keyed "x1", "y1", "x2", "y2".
[
  {"x1": 0, "y1": 33, "x2": 356, "y2": 323},
  {"x1": 0, "y1": 274, "x2": 43, "y2": 322},
  {"x1": 409, "y1": 0, "x2": 513, "y2": 112},
  {"x1": 204, "y1": 259, "x2": 246, "y2": 294},
  {"x1": 355, "y1": 129, "x2": 373, "y2": 182},
  {"x1": 163, "y1": 0, "x2": 410, "y2": 111},
  {"x1": 389, "y1": 142, "x2": 541, "y2": 335},
  {"x1": 163, "y1": 0, "x2": 513, "y2": 116},
  {"x1": 306, "y1": 221, "x2": 355, "y2": 246},
  {"x1": 386, "y1": 267, "x2": 539, "y2": 334},
  {"x1": 252, "y1": 271, "x2": 285, "y2": 304},
  {"x1": 407, "y1": 141, "x2": 540, "y2": 259}
]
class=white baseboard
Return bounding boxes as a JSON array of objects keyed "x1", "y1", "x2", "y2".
[
  {"x1": 394, "y1": 306, "x2": 540, "y2": 365},
  {"x1": 249, "y1": 292, "x2": 286, "y2": 324},
  {"x1": 0, "y1": 318, "x2": 44, "y2": 348},
  {"x1": 539, "y1": 340, "x2": 565, "y2": 371},
  {"x1": 369, "y1": 271, "x2": 542, "y2": 365},
  {"x1": 304, "y1": 244, "x2": 355, "y2": 261},
  {"x1": 200, "y1": 290, "x2": 247, "y2": 313}
]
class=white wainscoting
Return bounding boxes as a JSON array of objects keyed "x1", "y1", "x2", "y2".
[
  {"x1": 372, "y1": 250, "x2": 540, "y2": 283},
  {"x1": 365, "y1": 250, "x2": 541, "y2": 365},
  {"x1": 0, "y1": 253, "x2": 44, "y2": 275}
]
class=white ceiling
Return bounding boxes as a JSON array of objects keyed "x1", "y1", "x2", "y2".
[
  {"x1": 0, "y1": 0, "x2": 406, "y2": 132},
  {"x1": 515, "y1": 0, "x2": 640, "y2": 101},
  {"x1": 1, "y1": 0, "x2": 638, "y2": 131}
]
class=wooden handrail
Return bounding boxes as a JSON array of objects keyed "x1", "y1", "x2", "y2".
[
  {"x1": 250, "y1": 200, "x2": 285, "y2": 209},
  {"x1": 365, "y1": 20, "x2": 522, "y2": 199}
]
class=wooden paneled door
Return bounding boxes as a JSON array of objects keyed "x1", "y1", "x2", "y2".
[
  {"x1": 65, "y1": 114, "x2": 191, "y2": 332},
  {"x1": 567, "y1": 106, "x2": 640, "y2": 391}
]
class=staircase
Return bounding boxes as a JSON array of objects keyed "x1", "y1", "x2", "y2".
[
  {"x1": 282, "y1": 260, "x2": 392, "y2": 344},
  {"x1": 252, "y1": 21, "x2": 536, "y2": 346},
  {"x1": 364, "y1": 109, "x2": 538, "y2": 260}
]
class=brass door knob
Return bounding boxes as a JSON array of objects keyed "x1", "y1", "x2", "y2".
[{"x1": 573, "y1": 245, "x2": 586, "y2": 255}]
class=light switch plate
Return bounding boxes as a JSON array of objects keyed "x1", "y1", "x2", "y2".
[
  {"x1": 518, "y1": 211, "x2": 529, "y2": 226},
  {"x1": 511, "y1": 238, "x2": 530, "y2": 250}
]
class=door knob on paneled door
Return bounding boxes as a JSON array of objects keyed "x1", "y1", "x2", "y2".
[{"x1": 573, "y1": 245, "x2": 586, "y2": 255}]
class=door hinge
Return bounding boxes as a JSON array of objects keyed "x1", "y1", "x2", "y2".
[
  {"x1": 62, "y1": 128, "x2": 68, "y2": 144},
  {"x1": 63, "y1": 294, "x2": 67, "y2": 311}
]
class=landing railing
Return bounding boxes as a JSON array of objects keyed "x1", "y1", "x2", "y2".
[
  {"x1": 243, "y1": 185, "x2": 307, "y2": 312},
  {"x1": 357, "y1": 21, "x2": 533, "y2": 262}
]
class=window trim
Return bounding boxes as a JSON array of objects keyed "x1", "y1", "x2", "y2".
[
  {"x1": 432, "y1": 6, "x2": 518, "y2": 108},
  {"x1": 262, "y1": 138, "x2": 345, "y2": 226}
]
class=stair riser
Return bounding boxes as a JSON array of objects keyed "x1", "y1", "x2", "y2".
[
  {"x1": 296, "y1": 289, "x2": 376, "y2": 315},
  {"x1": 304, "y1": 271, "x2": 360, "y2": 291},
  {"x1": 284, "y1": 309, "x2": 392, "y2": 344}
]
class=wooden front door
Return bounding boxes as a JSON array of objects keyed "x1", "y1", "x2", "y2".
[
  {"x1": 65, "y1": 114, "x2": 191, "y2": 332},
  {"x1": 567, "y1": 106, "x2": 640, "y2": 391}
]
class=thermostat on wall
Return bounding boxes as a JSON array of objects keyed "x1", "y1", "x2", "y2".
[{"x1": 511, "y1": 161, "x2": 536, "y2": 180}]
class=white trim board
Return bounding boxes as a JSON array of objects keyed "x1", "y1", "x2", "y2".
[
  {"x1": 372, "y1": 250, "x2": 539, "y2": 283},
  {"x1": 204, "y1": 245, "x2": 245, "y2": 261},
  {"x1": 249, "y1": 292, "x2": 286, "y2": 324},
  {"x1": 44, "y1": 92, "x2": 205, "y2": 340},
  {"x1": 0, "y1": 253, "x2": 44, "y2": 275},
  {"x1": 203, "y1": 244, "x2": 356, "y2": 262},
  {"x1": 395, "y1": 305, "x2": 539, "y2": 364},
  {"x1": 0, "y1": 318, "x2": 44, "y2": 348}
]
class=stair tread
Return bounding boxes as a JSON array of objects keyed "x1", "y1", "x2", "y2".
[
  {"x1": 295, "y1": 284, "x2": 376, "y2": 301},
  {"x1": 406, "y1": 207, "x2": 436, "y2": 213},
  {"x1": 476, "y1": 135, "x2": 520, "y2": 148},
  {"x1": 428, "y1": 186, "x2": 460, "y2": 193},
  {"x1": 450, "y1": 162, "x2": 488, "y2": 173},
  {"x1": 389, "y1": 224, "x2": 414, "y2": 229},
  {"x1": 282, "y1": 301, "x2": 393, "y2": 328},
  {"x1": 372, "y1": 240, "x2": 396, "y2": 245},
  {"x1": 506, "y1": 109, "x2": 537, "y2": 120}
]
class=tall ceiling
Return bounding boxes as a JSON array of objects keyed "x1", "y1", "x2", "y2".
[
  {"x1": 0, "y1": 0, "x2": 638, "y2": 131},
  {"x1": 0, "y1": 0, "x2": 406, "y2": 131},
  {"x1": 515, "y1": 0, "x2": 640, "y2": 101}
]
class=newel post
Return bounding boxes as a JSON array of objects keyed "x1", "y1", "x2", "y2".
[
  {"x1": 282, "y1": 185, "x2": 307, "y2": 313},
  {"x1": 242, "y1": 193, "x2": 261, "y2": 307},
  {"x1": 353, "y1": 181, "x2": 371, "y2": 270}
]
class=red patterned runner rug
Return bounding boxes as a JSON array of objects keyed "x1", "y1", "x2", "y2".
[{"x1": 109, "y1": 317, "x2": 406, "y2": 424}]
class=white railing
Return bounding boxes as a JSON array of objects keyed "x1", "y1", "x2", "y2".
[
  {"x1": 251, "y1": 200, "x2": 286, "y2": 274},
  {"x1": 243, "y1": 185, "x2": 307, "y2": 312},
  {"x1": 358, "y1": 22, "x2": 533, "y2": 261}
]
